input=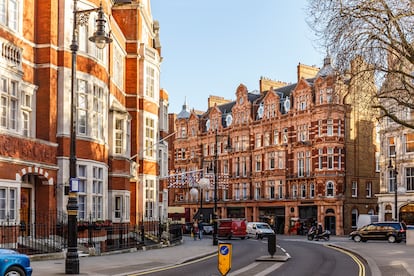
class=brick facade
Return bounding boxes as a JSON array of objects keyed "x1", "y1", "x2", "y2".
[
  {"x1": 169, "y1": 57, "x2": 380, "y2": 235},
  {"x1": 0, "y1": 0, "x2": 164, "y2": 236}
]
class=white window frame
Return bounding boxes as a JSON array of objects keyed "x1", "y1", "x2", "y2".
[
  {"x1": 310, "y1": 183, "x2": 315, "y2": 198},
  {"x1": 292, "y1": 185, "x2": 298, "y2": 198},
  {"x1": 326, "y1": 181, "x2": 334, "y2": 197},
  {"x1": 145, "y1": 178, "x2": 156, "y2": 219},
  {"x1": 112, "y1": 43, "x2": 125, "y2": 90},
  {"x1": 269, "y1": 181, "x2": 275, "y2": 199},
  {"x1": 92, "y1": 166, "x2": 104, "y2": 220},
  {"x1": 77, "y1": 164, "x2": 87, "y2": 220},
  {"x1": 318, "y1": 148, "x2": 323, "y2": 170},
  {"x1": 301, "y1": 184, "x2": 306, "y2": 198},
  {"x1": 366, "y1": 182, "x2": 372, "y2": 198},
  {"x1": 144, "y1": 117, "x2": 156, "y2": 158},
  {"x1": 92, "y1": 85, "x2": 104, "y2": 140},
  {"x1": 278, "y1": 181, "x2": 283, "y2": 199},
  {"x1": 406, "y1": 167, "x2": 414, "y2": 191},
  {"x1": 0, "y1": 186, "x2": 17, "y2": 221},
  {"x1": 255, "y1": 155, "x2": 262, "y2": 172},
  {"x1": 255, "y1": 183, "x2": 260, "y2": 200},
  {"x1": 77, "y1": 79, "x2": 88, "y2": 135},
  {"x1": 405, "y1": 133, "x2": 414, "y2": 153},
  {"x1": 327, "y1": 148, "x2": 334, "y2": 170},
  {"x1": 0, "y1": 0, "x2": 19, "y2": 32},
  {"x1": 327, "y1": 119, "x2": 333, "y2": 136},
  {"x1": 269, "y1": 152, "x2": 275, "y2": 170},
  {"x1": 352, "y1": 181, "x2": 358, "y2": 197},
  {"x1": 297, "y1": 152, "x2": 304, "y2": 177},
  {"x1": 145, "y1": 65, "x2": 155, "y2": 98}
]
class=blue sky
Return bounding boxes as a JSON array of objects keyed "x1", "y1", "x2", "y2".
[{"x1": 151, "y1": 1, "x2": 325, "y2": 114}]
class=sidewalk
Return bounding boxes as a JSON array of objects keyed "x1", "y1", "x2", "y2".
[
  {"x1": 31, "y1": 236, "x2": 217, "y2": 276},
  {"x1": 31, "y1": 235, "x2": 414, "y2": 276}
]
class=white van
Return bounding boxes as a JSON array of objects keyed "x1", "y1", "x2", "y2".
[
  {"x1": 356, "y1": 214, "x2": 379, "y2": 229},
  {"x1": 247, "y1": 222, "x2": 275, "y2": 239}
]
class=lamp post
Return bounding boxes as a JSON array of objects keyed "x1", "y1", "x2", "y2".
[
  {"x1": 388, "y1": 156, "x2": 398, "y2": 221},
  {"x1": 66, "y1": 1, "x2": 112, "y2": 274},
  {"x1": 198, "y1": 178, "x2": 210, "y2": 221},
  {"x1": 212, "y1": 129, "x2": 219, "y2": 245}
]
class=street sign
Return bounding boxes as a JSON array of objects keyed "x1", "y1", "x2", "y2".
[
  {"x1": 218, "y1": 243, "x2": 232, "y2": 276},
  {"x1": 70, "y1": 178, "x2": 79, "y2": 192}
]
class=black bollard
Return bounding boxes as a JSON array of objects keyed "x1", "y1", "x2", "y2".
[{"x1": 268, "y1": 234, "x2": 276, "y2": 257}]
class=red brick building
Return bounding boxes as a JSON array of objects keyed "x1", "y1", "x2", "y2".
[
  {"x1": 0, "y1": 0, "x2": 165, "y2": 244},
  {"x1": 168, "y1": 58, "x2": 380, "y2": 235}
]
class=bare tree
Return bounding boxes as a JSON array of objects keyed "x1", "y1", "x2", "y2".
[{"x1": 307, "y1": 0, "x2": 414, "y2": 129}]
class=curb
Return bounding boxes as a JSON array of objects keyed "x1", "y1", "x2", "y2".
[{"x1": 327, "y1": 243, "x2": 382, "y2": 276}]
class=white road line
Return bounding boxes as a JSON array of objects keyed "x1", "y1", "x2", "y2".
[
  {"x1": 227, "y1": 262, "x2": 261, "y2": 275},
  {"x1": 254, "y1": 263, "x2": 284, "y2": 276}
]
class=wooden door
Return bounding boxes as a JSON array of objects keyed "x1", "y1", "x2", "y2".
[{"x1": 20, "y1": 188, "x2": 31, "y2": 236}]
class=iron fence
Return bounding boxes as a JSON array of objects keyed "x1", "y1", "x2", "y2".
[{"x1": 1, "y1": 212, "x2": 182, "y2": 256}]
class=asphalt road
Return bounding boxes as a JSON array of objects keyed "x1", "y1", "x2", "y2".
[{"x1": 132, "y1": 238, "x2": 366, "y2": 276}]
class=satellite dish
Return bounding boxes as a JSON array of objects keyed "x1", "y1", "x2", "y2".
[
  {"x1": 284, "y1": 99, "x2": 291, "y2": 112},
  {"x1": 226, "y1": 114, "x2": 233, "y2": 127}
]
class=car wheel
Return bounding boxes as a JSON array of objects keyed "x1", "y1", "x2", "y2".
[
  {"x1": 388, "y1": 235, "x2": 396, "y2": 243},
  {"x1": 5, "y1": 266, "x2": 25, "y2": 276},
  {"x1": 353, "y1": 235, "x2": 362, "y2": 242},
  {"x1": 307, "y1": 235, "x2": 314, "y2": 241}
]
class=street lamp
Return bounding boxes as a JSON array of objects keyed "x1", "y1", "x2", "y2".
[
  {"x1": 66, "y1": 1, "x2": 112, "y2": 274},
  {"x1": 388, "y1": 156, "x2": 398, "y2": 221},
  {"x1": 212, "y1": 129, "x2": 232, "y2": 246},
  {"x1": 198, "y1": 178, "x2": 210, "y2": 221},
  {"x1": 213, "y1": 130, "x2": 219, "y2": 245}
]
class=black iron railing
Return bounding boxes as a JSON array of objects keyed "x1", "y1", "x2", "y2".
[{"x1": 1, "y1": 211, "x2": 182, "y2": 255}]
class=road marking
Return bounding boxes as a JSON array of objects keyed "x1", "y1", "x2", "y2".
[
  {"x1": 254, "y1": 263, "x2": 284, "y2": 276},
  {"x1": 228, "y1": 262, "x2": 261, "y2": 275},
  {"x1": 127, "y1": 253, "x2": 217, "y2": 275},
  {"x1": 326, "y1": 245, "x2": 365, "y2": 276}
]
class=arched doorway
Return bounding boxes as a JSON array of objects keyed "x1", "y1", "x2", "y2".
[
  {"x1": 400, "y1": 204, "x2": 414, "y2": 225},
  {"x1": 324, "y1": 208, "x2": 336, "y2": 235},
  {"x1": 20, "y1": 172, "x2": 54, "y2": 237}
]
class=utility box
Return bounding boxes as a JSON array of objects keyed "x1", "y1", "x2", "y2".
[{"x1": 406, "y1": 229, "x2": 414, "y2": 245}]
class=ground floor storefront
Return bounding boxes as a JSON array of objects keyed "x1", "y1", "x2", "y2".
[
  {"x1": 177, "y1": 198, "x2": 345, "y2": 235},
  {"x1": 378, "y1": 194, "x2": 414, "y2": 225}
]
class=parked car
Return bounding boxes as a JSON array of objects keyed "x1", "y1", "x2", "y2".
[
  {"x1": 349, "y1": 221, "x2": 407, "y2": 243},
  {"x1": 0, "y1": 249, "x2": 32, "y2": 276},
  {"x1": 247, "y1": 222, "x2": 275, "y2": 239},
  {"x1": 217, "y1": 218, "x2": 247, "y2": 239}
]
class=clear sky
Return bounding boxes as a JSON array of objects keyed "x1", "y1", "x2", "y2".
[{"x1": 151, "y1": 1, "x2": 325, "y2": 114}]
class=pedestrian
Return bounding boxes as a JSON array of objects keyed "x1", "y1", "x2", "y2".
[
  {"x1": 317, "y1": 223, "x2": 323, "y2": 235},
  {"x1": 192, "y1": 220, "x2": 198, "y2": 240},
  {"x1": 198, "y1": 220, "x2": 204, "y2": 240}
]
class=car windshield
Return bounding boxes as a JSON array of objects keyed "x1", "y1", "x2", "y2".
[{"x1": 256, "y1": 224, "x2": 270, "y2": 229}]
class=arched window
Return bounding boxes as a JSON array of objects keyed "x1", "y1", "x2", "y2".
[
  {"x1": 292, "y1": 184, "x2": 298, "y2": 198},
  {"x1": 326, "y1": 181, "x2": 334, "y2": 196}
]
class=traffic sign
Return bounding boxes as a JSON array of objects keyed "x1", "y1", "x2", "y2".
[{"x1": 218, "y1": 243, "x2": 232, "y2": 276}]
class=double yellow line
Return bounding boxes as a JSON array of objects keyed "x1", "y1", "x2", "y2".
[{"x1": 327, "y1": 245, "x2": 365, "y2": 276}]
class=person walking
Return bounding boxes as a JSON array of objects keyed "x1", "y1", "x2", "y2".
[
  {"x1": 198, "y1": 220, "x2": 204, "y2": 240},
  {"x1": 192, "y1": 220, "x2": 198, "y2": 240}
]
